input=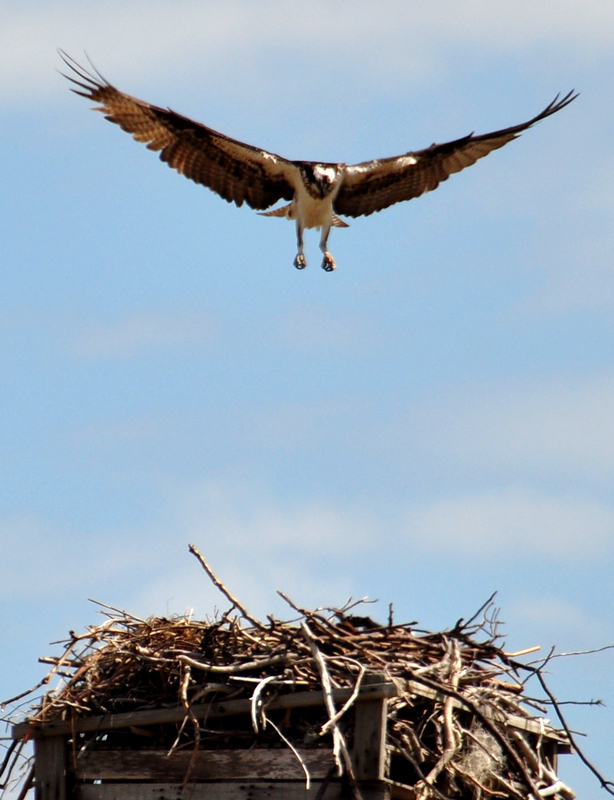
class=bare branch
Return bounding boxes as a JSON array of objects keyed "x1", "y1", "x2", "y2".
[{"x1": 188, "y1": 544, "x2": 264, "y2": 629}]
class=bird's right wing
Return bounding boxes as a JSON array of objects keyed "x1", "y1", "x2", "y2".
[
  {"x1": 334, "y1": 92, "x2": 577, "y2": 218},
  {"x1": 59, "y1": 52, "x2": 297, "y2": 211}
]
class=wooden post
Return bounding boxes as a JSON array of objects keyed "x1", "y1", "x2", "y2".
[
  {"x1": 34, "y1": 736, "x2": 67, "y2": 800},
  {"x1": 353, "y1": 673, "x2": 389, "y2": 800}
]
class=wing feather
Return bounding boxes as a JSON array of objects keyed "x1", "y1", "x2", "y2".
[
  {"x1": 59, "y1": 52, "x2": 296, "y2": 211},
  {"x1": 334, "y1": 92, "x2": 577, "y2": 218}
]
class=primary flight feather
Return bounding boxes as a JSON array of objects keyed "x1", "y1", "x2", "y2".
[{"x1": 60, "y1": 52, "x2": 577, "y2": 272}]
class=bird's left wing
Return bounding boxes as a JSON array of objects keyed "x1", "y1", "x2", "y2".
[
  {"x1": 333, "y1": 92, "x2": 577, "y2": 218},
  {"x1": 60, "y1": 52, "x2": 297, "y2": 211}
]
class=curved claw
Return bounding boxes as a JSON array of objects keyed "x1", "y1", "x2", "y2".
[
  {"x1": 294, "y1": 254, "x2": 307, "y2": 270},
  {"x1": 321, "y1": 253, "x2": 336, "y2": 272}
]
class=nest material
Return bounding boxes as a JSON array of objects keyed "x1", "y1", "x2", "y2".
[{"x1": 12, "y1": 583, "x2": 575, "y2": 800}]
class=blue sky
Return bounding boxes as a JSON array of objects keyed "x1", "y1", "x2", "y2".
[{"x1": 1, "y1": 1, "x2": 614, "y2": 795}]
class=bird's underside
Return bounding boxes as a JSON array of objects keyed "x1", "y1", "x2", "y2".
[{"x1": 60, "y1": 52, "x2": 577, "y2": 272}]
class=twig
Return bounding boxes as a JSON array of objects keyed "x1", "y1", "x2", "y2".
[
  {"x1": 319, "y1": 664, "x2": 366, "y2": 736},
  {"x1": 455, "y1": 591, "x2": 498, "y2": 632},
  {"x1": 314, "y1": 765, "x2": 337, "y2": 800},
  {"x1": 301, "y1": 622, "x2": 343, "y2": 774},
  {"x1": 533, "y1": 668, "x2": 614, "y2": 795},
  {"x1": 14, "y1": 765, "x2": 34, "y2": 800},
  {"x1": 0, "y1": 741, "x2": 18, "y2": 783},
  {"x1": 424, "y1": 641, "x2": 462, "y2": 785},
  {"x1": 539, "y1": 644, "x2": 614, "y2": 660},
  {"x1": 188, "y1": 545, "x2": 264, "y2": 629},
  {"x1": 176, "y1": 653, "x2": 297, "y2": 674},
  {"x1": 412, "y1": 672, "x2": 543, "y2": 799},
  {"x1": 2, "y1": 680, "x2": 50, "y2": 710},
  {"x1": 263, "y1": 714, "x2": 312, "y2": 789},
  {"x1": 301, "y1": 622, "x2": 362, "y2": 800},
  {"x1": 250, "y1": 676, "x2": 278, "y2": 733},
  {"x1": 88, "y1": 598, "x2": 148, "y2": 624}
]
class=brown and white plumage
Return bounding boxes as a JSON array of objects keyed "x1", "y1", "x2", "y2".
[{"x1": 60, "y1": 52, "x2": 577, "y2": 271}]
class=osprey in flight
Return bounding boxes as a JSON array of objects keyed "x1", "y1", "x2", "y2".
[{"x1": 60, "y1": 53, "x2": 576, "y2": 272}]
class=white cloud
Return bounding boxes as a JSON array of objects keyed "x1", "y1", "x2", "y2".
[
  {"x1": 0, "y1": 514, "x2": 161, "y2": 597},
  {"x1": 2, "y1": 1, "x2": 613, "y2": 105},
  {"x1": 403, "y1": 488, "x2": 614, "y2": 558},
  {"x1": 115, "y1": 478, "x2": 373, "y2": 619},
  {"x1": 0, "y1": 478, "x2": 371, "y2": 619},
  {"x1": 71, "y1": 310, "x2": 215, "y2": 358},
  {"x1": 506, "y1": 597, "x2": 613, "y2": 648},
  {"x1": 176, "y1": 477, "x2": 373, "y2": 553},
  {"x1": 223, "y1": 373, "x2": 614, "y2": 487},
  {"x1": 395, "y1": 374, "x2": 614, "y2": 482},
  {"x1": 2, "y1": 474, "x2": 611, "y2": 616},
  {"x1": 131, "y1": 559, "x2": 356, "y2": 623}
]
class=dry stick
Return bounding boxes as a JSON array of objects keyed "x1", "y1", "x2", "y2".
[
  {"x1": 537, "y1": 644, "x2": 614, "y2": 660},
  {"x1": 453, "y1": 764, "x2": 510, "y2": 798},
  {"x1": 425, "y1": 641, "x2": 462, "y2": 785},
  {"x1": 188, "y1": 545, "x2": 264, "y2": 629},
  {"x1": 176, "y1": 653, "x2": 297, "y2": 674},
  {"x1": 314, "y1": 765, "x2": 337, "y2": 800},
  {"x1": 250, "y1": 675, "x2": 278, "y2": 733},
  {"x1": 168, "y1": 663, "x2": 192, "y2": 756},
  {"x1": 301, "y1": 622, "x2": 363, "y2": 800},
  {"x1": 13, "y1": 765, "x2": 34, "y2": 800},
  {"x1": 278, "y1": 592, "x2": 358, "y2": 643},
  {"x1": 397, "y1": 745, "x2": 455, "y2": 800},
  {"x1": 412, "y1": 672, "x2": 542, "y2": 800},
  {"x1": 0, "y1": 740, "x2": 26, "y2": 798},
  {"x1": 399, "y1": 726, "x2": 427, "y2": 764},
  {"x1": 88, "y1": 598, "x2": 148, "y2": 624},
  {"x1": 320, "y1": 664, "x2": 366, "y2": 736},
  {"x1": 490, "y1": 773, "x2": 528, "y2": 800},
  {"x1": 454, "y1": 591, "x2": 498, "y2": 632},
  {"x1": 0, "y1": 740, "x2": 18, "y2": 783},
  {"x1": 509, "y1": 730, "x2": 575, "y2": 800},
  {"x1": 533, "y1": 668, "x2": 614, "y2": 795},
  {"x1": 2, "y1": 679, "x2": 50, "y2": 709},
  {"x1": 301, "y1": 622, "x2": 343, "y2": 774},
  {"x1": 263, "y1": 713, "x2": 312, "y2": 790}
]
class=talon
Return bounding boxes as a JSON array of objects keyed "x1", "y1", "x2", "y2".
[
  {"x1": 294, "y1": 254, "x2": 307, "y2": 270},
  {"x1": 321, "y1": 253, "x2": 336, "y2": 272}
]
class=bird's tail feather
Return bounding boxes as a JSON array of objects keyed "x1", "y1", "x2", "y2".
[{"x1": 258, "y1": 204, "x2": 293, "y2": 219}]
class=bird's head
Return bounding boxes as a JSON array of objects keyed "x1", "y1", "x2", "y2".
[{"x1": 302, "y1": 163, "x2": 339, "y2": 198}]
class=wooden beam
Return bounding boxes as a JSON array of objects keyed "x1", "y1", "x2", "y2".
[
  {"x1": 70, "y1": 749, "x2": 336, "y2": 782},
  {"x1": 13, "y1": 684, "x2": 397, "y2": 740},
  {"x1": 13, "y1": 679, "x2": 568, "y2": 745},
  {"x1": 353, "y1": 673, "x2": 387, "y2": 781},
  {"x1": 34, "y1": 736, "x2": 66, "y2": 800},
  {"x1": 76, "y1": 782, "x2": 343, "y2": 800}
]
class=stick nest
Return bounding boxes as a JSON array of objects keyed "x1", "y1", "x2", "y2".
[{"x1": 5, "y1": 572, "x2": 578, "y2": 800}]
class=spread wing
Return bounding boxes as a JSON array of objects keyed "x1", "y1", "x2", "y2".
[
  {"x1": 334, "y1": 91, "x2": 577, "y2": 218},
  {"x1": 59, "y1": 52, "x2": 296, "y2": 211}
]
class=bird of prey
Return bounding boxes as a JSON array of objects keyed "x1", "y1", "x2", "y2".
[{"x1": 60, "y1": 52, "x2": 577, "y2": 272}]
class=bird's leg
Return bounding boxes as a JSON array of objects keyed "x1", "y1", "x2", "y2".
[
  {"x1": 319, "y1": 221, "x2": 336, "y2": 272},
  {"x1": 294, "y1": 221, "x2": 307, "y2": 269}
]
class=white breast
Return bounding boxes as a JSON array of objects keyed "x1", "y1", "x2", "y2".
[{"x1": 294, "y1": 189, "x2": 335, "y2": 230}]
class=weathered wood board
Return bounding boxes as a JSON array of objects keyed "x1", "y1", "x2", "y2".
[
  {"x1": 353, "y1": 673, "x2": 387, "y2": 782},
  {"x1": 35, "y1": 737, "x2": 66, "y2": 800},
  {"x1": 71, "y1": 749, "x2": 336, "y2": 782},
  {"x1": 76, "y1": 782, "x2": 342, "y2": 800},
  {"x1": 13, "y1": 680, "x2": 567, "y2": 743}
]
